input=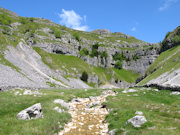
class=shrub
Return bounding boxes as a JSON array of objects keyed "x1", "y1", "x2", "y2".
[
  {"x1": 114, "y1": 60, "x2": 123, "y2": 69},
  {"x1": 90, "y1": 43, "x2": 99, "y2": 57},
  {"x1": 78, "y1": 46, "x2": 81, "y2": 51},
  {"x1": 20, "y1": 17, "x2": 27, "y2": 24},
  {"x1": 113, "y1": 52, "x2": 127, "y2": 61},
  {"x1": 90, "y1": 49, "x2": 98, "y2": 57},
  {"x1": 29, "y1": 17, "x2": 34, "y2": 22},
  {"x1": 100, "y1": 51, "x2": 108, "y2": 58},
  {"x1": 73, "y1": 32, "x2": 81, "y2": 42},
  {"x1": 165, "y1": 31, "x2": 171, "y2": 38},
  {"x1": 80, "y1": 71, "x2": 88, "y2": 82},
  {"x1": 172, "y1": 35, "x2": 180, "y2": 43},
  {"x1": 2, "y1": 26, "x2": 11, "y2": 35},
  {"x1": 55, "y1": 30, "x2": 62, "y2": 38},
  {"x1": 50, "y1": 27, "x2": 55, "y2": 34},
  {"x1": 133, "y1": 54, "x2": 140, "y2": 60},
  {"x1": 29, "y1": 29, "x2": 35, "y2": 37},
  {"x1": 100, "y1": 51, "x2": 108, "y2": 65},
  {"x1": 79, "y1": 48, "x2": 89, "y2": 56}
]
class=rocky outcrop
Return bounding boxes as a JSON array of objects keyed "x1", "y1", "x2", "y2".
[
  {"x1": 91, "y1": 29, "x2": 111, "y2": 34},
  {"x1": 17, "y1": 103, "x2": 43, "y2": 120},
  {"x1": 161, "y1": 26, "x2": 180, "y2": 52},
  {"x1": 146, "y1": 67, "x2": 180, "y2": 90},
  {"x1": 54, "y1": 99, "x2": 70, "y2": 109}
]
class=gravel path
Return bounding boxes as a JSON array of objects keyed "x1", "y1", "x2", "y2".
[{"x1": 59, "y1": 90, "x2": 116, "y2": 135}]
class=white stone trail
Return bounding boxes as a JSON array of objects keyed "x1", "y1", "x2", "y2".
[{"x1": 59, "y1": 90, "x2": 116, "y2": 135}]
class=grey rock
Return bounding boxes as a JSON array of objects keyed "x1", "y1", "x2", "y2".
[
  {"x1": 54, "y1": 99, "x2": 70, "y2": 109},
  {"x1": 17, "y1": 103, "x2": 43, "y2": 120},
  {"x1": 91, "y1": 29, "x2": 111, "y2": 34},
  {"x1": 54, "y1": 107, "x2": 65, "y2": 113},
  {"x1": 71, "y1": 98, "x2": 81, "y2": 103},
  {"x1": 122, "y1": 89, "x2": 138, "y2": 93},
  {"x1": 135, "y1": 111, "x2": 143, "y2": 115},
  {"x1": 92, "y1": 101, "x2": 101, "y2": 106},
  {"x1": 109, "y1": 129, "x2": 116, "y2": 135},
  {"x1": 170, "y1": 91, "x2": 180, "y2": 95},
  {"x1": 125, "y1": 115, "x2": 147, "y2": 127}
]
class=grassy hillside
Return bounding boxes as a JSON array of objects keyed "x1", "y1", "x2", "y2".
[
  {"x1": 139, "y1": 44, "x2": 180, "y2": 85},
  {"x1": 34, "y1": 47, "x2": 140, "y2": 85}
]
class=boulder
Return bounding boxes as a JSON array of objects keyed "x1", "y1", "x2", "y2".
[
  {"x1": 125, "y1": 115, "x2": 147, "y2": 127},
  {"x1": 54, "y1": 99, "x2": 70, "y2": 109},
  {"x1": 17, "y1": 103, "x2": 43, "y2": 120}
]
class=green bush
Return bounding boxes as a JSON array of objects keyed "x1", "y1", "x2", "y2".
[
  {"x1": 2, "y1": 26, "x2": 11, "y2": 35},
  {"x1": 29, "y1": 29, "x2": 35, "y2": 37},
  {"x1": 113, "y1": 52, "x2": 127, "y2": 61},
  {"x1": 20, "y1": 17, "x2": 27, "y2": 24},
  {"x1": 172, "y1": 35, "x2": 180, "y2": 43},
  {"x1": 90, "y1": 49, "x2": 98, "y2": 57},
  {"x1": 55, "y1": 30, "x2": 62, "y2": 38},
  {"x1": 79, "y1": 48, "x2": 89, "y2": 56},
  {"x1": 73, "y1": 32, "x2": 81, "y2": 42},
  {"x1": 80, "y1": 71, "x2": 88, "y2": 82},
  {"x1": 165, "y1": 31, "x2": 171, "y2": 38},
  {"x1": 90, "y1": 43, "x2": 99, "y2": 57},
  {"x1": 50, "y1": 27, "x2": 55, "y2": 34},
  {"x1": 133, "y1": 54, "x2": 140, "y2": 60},
  {"x1": 100, "y1": 51, "x2": 108, "y2": 58},
  {"x1": 29, "y1": 17, "x2": 34, "y2": 22},
  {"x1": 100, "y1": 51, "x2": 108, "y2": 65},
  {"x1": 114, "y1": 60, "x2": 123, "y2": 69}
]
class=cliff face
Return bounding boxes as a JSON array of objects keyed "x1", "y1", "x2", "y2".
[
  {"x1": 139, "y1": 26, "x2": 180, "y2": 89},
  {"x1": 32, "y1": 28, "x2": 160, "y2": 74},
  {"x1": 161, "y1": 26, "x2": 180, "y2": 52},
  {"x1": 0, "y1": 7, "x2": 161, "y2": 89}
]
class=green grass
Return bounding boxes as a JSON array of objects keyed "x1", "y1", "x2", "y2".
[
  {"x1": 0, "y1": 88, "x2": 103, "y2": 135},
  {"x1": 104, "y1": 87, "x2": 180, "y2": 135},
  {"x1": 113, "y1": 68, "x2": 140, "y2": 83},
  {"x1": 139, "y1": 45, "x2": 180, "y2": 85},
  {"x1": 33, "y1": 47, "x2": 139, "y2": 85}
]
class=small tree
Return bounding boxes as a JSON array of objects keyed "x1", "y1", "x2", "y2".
[{"x1": 80, "y1": 71, "x2": 88, "y2": 82}]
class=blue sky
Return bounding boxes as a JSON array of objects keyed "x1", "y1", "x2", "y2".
[{"x1": 0, "y1": 0, "x2": 180, "y2": 43}]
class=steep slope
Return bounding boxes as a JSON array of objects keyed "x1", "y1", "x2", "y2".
[
  {"x1": 0, "y1": 7, "x2": 160, "y2": 89},
  {"x1": 139, "y1": 26, "x2": 180, "y2": 89}
]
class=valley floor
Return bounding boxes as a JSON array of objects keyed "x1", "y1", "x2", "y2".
[{"x1": 0, "y1": 88, "x2": 179, "y2": 135}]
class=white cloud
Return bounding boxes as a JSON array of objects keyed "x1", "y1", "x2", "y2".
[
  {"x1": 131, "y1": 27, "x2": 136, "y2": 31},
  {"x1": 58, "y1": 9, "x2": 89, "y2": 31},
  {"x1": 159, "y1": 0, "x2": 178, "y2": 11}
]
